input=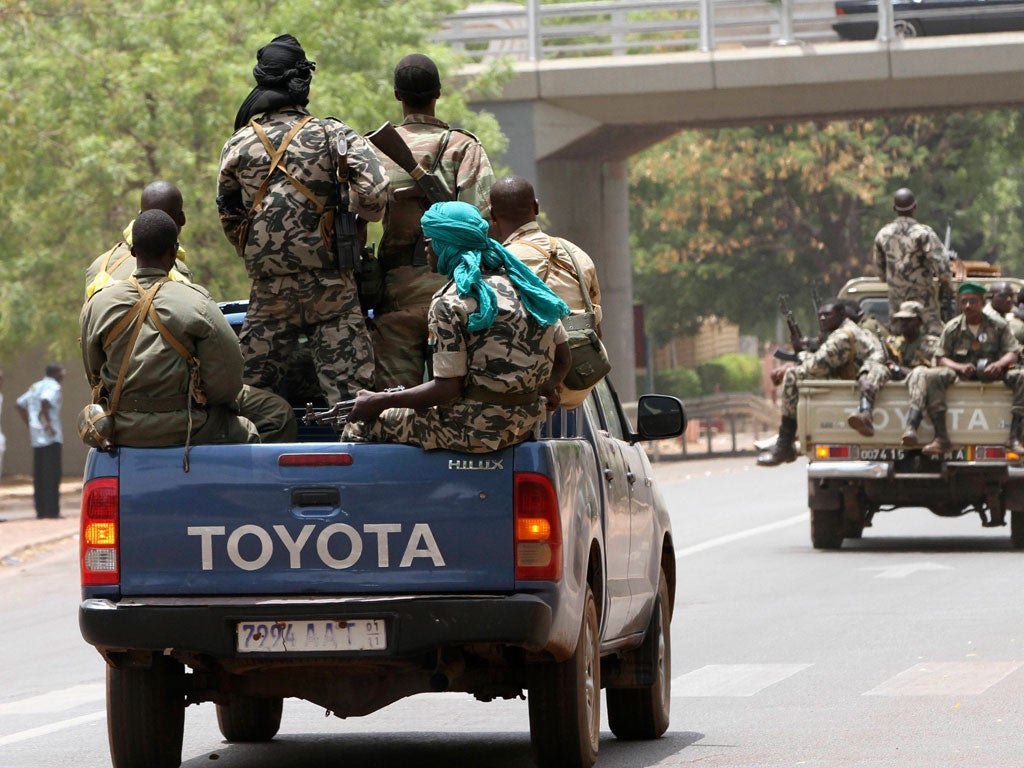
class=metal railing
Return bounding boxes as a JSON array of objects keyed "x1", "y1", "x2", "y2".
[{"x1": 434, "y1": 0, "x2": 843, "y2": 60}]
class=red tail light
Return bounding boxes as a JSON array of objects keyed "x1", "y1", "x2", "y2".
[
  {"x1": 514, "y1": 473, "x2": 562, "y2": 580},
  {"x1": 81, "y1": 477, "x2": 119, "y2": 586}
]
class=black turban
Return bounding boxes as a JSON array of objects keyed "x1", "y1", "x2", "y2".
[{"x1": 234, "y1": 34, "x2": 316, "y2": 130}]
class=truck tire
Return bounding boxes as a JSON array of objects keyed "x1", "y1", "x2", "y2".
[
  {"x1": 216, "y1": 695, "x2": 283, "y2": 742},
  {"x1": 1011, "y1": 510, "x2": 1024, "y2": 550},
  {"x1": 607, "y1": 568, "x2": 671, "y2": 740},
  {"x1": 810, "y1": 507, "x2": 844, "y2": 550},
  {"x1": 107, "y1": 655, "x2": 185, "y2": 768},
  {"x1": 528, "y1": 585, "x2": 600, "y2": 768}
]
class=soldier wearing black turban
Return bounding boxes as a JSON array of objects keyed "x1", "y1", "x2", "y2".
[{"x1": 234, "y1": 34, "x2": 316, "y2": 130}]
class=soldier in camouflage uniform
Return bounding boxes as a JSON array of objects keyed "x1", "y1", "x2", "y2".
[
  {"x1": 217, "y1": 34, "x2": 388, "y2": 404},
  {"x1": 852, "y1": 300, "x2": 939, "y2": 437},
  {"x1": 758, "y1": 300, "x2": 886, "y2": 466},
  {"x1": 490, "y1": 175, "x2": 603, "y2": 410},
  {"x1": 369, "y1": 53, "x2": 495, "y2": 389},
  {"x1": 873, "y1": 188, "x2": 952, "y2": 336},
  {"x1": 902, "y1": 282, "x2": 1024, "y2": 459},
  {"x1": 344, "y1": 202, "x2": 570, "y2": 453},
  {"x1": 984, "y1": 281, "x2": 1024, "y2": 346},
  {"x1": 81, "y1": 211, "x2": 296, "y2": 449},
  {"x1": 85, "y1": 181, "x2": 193, "y2": 301}
]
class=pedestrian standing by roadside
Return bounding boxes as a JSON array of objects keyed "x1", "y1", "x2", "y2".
[{"x1": 15, "y1": 364, "x2": 65, "y2": 518}]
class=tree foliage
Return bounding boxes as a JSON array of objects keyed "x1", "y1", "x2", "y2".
[
  {"x1": 0, "y1": 0, "x2": 508, "y2": 359},
  {"x1": 630, "y1": 111, "x2": 1024, "y2": 344}
]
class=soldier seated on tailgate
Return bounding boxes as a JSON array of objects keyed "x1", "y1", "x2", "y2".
[
  {"x1": 849, "y1": 300, "x2": 938, "y2": 440},
  {"x1": 758, "y1": 299, "x2": 886, "y2": 466},
  {"x1": 342, "y1": 201, "x2": 571, "y2": 453},
  {"x1": 901, "y1": 282, "x2": 1024, "y2": 465}
]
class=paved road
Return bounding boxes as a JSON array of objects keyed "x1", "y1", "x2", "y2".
[{"x1": 2, "y1": 457, "x2": 1023, "y2": 766}]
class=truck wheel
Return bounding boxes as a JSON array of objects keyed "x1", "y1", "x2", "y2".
[
  {"x1": 528, "y1": 585, "x2": 600, "y2": 768},
  {"x1": 607, "y1": 568, "x2": 671, "y2": 740},
  {"x1": 1011, "y1": 510, "x2": 1024, "y2": 550},
  {"x1": 216, "y1": 695, "x2": 284, "y2": 742},
  {"x1": 810, "y1": 507, "x2": 844, "y2": 550},
  {"x1": 107, "y1": 655, "x2": 185, "y2": 768}
]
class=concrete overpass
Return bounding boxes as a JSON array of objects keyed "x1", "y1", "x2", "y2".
[{"x1": 449, "y1": 2, "x2": 1024, "y2": 400}]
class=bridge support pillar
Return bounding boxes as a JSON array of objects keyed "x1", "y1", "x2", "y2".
[{"x1": 538, "y1": 157, "x2": 636, "y2": 401}]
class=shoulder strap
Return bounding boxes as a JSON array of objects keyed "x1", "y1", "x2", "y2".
[
  {"x1": 248, "y1": 114, "x2": 320, "y2": 214},
  {"x1": 508, "y1": 238, "x2": 556, "y2": 282},
  {"x1": 103, "y1": 277, "x2": 168, "y2": 413},
  {"x1": 554, "y1": 238, "x2": 594, "y2": 314},
  {"x1": 99, "y1": 244, "x2": 133, "y2": 276}
]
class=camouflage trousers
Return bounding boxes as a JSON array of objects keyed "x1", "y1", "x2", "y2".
[
  {"x1": 887, "y1": 285, "x2": 943, "y2": 337},
  {"x1": 342, "y1": 400, "x2": 545, "y2": 453},
  {"x1": 370, "y1": 265, "x2": 447, "y2": 389},
  {"x1": 906, "y1": 366, "x2": 1024, "y2": 416},
  {"x1": 236, "y1": 385, "x2": 297, "y2": 443},
  {"x1": 240, "y1": 271, "x2": 374, "y2": 404},
  {"x1": 857, "y1": 361, "x2": 892, "y2": 400}
]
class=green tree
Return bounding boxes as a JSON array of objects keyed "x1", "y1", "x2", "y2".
[
  {"x1": 0, "y1": 0, "x2": 508, "y2": 359},
  {"x1": 630, "y1": 111, "x2": 1024, "y2": 344}
]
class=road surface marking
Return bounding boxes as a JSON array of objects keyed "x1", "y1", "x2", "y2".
[
  {"x1": 0, "y1": 711, "x2": 105, "y2": 747},
  {"x1": 865, "y1": 661, "x2": 1022, "y2": 696},
  {"x1": 673, "y1": 663, "x2": 812, "y2": 697},
  {"x1": 858, "y1": 562, "x2": 953, "y2": 579},
  {"x1": 676, "y1": 514, "x2": 806, "y2": 559},
  {"x1": 0, "y1": 683, "x2": 104, "y2": 715}
]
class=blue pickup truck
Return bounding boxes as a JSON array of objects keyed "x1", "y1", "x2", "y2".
[{"x1": 78, "y1": 378, "x2": 684, "y2": 768}]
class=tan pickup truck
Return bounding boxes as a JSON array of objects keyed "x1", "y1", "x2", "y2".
[{"x1": 796, "y1": 263, "x2": 1024, "y2": 550}]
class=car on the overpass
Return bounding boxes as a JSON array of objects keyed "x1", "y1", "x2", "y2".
[{"x1": 833, "y1": 0, "x2": 1024, "y2": 40}]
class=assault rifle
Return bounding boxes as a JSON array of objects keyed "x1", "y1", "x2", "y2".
[
  {"x1": 303, "y1": 387, "x2": 406, "y2": 428},
  {"x1": 774, "y1": 294, "x2": 804, "y2": 362},
  {"x1": 366, "y1": 121, "x2": 452, "y2": 205}
]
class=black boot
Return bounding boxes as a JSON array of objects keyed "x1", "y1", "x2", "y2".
[
  {"x1": 922, "y1": 411, "x2": 952, "y2": 457},
  {"x1": 847, "y1": 393, "x2": 875, "y2": 437},
  {"x1": 757, "y1": 416, "x2": 798, "y2": 467},
  {"x1": 901, "y1": 408, "x2": 924, "y2": 447},
  {"x1": 1008, "y1": 414, "x2": 1024, "y2": 454}
]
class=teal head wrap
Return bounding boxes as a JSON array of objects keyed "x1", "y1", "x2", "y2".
[{"x1": 421, "y1": 201, "x2": 569, "y2": 332}]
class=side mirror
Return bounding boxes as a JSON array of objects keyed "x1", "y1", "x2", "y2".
[{"x1": 635, "y1": 395, "x2": 686, "y2": 441}]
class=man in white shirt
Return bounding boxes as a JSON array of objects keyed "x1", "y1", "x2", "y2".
[{"x1": 16, "y1": 364, "x2": 65, "y2": 518}]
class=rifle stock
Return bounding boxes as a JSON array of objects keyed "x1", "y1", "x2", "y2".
[{"x1": 366, "y1": 121, "x2": 451, "y2": 205}]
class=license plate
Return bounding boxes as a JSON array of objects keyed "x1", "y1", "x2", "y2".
[
  {"x1": 858, "y1": 447, "x2": 906, "y2": 461},
  {"x1": 860, "y1": 447, "x2": 968, "y2": 461},
  {"x1": 236, "y1": 619, "x2": 386, "y2": 653}
]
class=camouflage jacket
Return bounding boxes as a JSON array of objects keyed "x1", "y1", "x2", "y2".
[
  {"x1": 872, "y1": 216, "x2": 951, "y2": 301},
  {"x1": 798, "y1": 318, "x2": 885, "y2": 380},
  {"x1": 938, "y1": 312, "x2": 1021, "y2": 364},
  {"x1": 217, "y1": 107, "x2": 388, "y2": 280},
  {"x1": 374, "y1": 114, "x2": 494, "y2": 269},
  {"x1": 80, "y1": 268, "x2": 245, "y2": 447},
  {"x1": 419, "y1": 271, "x2": 568, "y2": 451},
  {"x1": 884, "y1": 332, "x2": 940, "y2": 368}
]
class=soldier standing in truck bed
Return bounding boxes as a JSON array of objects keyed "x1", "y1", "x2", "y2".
[
  {"x1": 873, "y1": 188, "x2": 952, "y2": 336},
  {"x1": 217, "y1": 34, "x2": 388, "y2": 405},
  {"x1": 369, "y1": 53, "x2": 495, "y2": 389}
]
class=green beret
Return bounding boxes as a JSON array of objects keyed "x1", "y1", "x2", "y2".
[{"x1": 957, "y1": 281, "x2": 987, "y2": 295}]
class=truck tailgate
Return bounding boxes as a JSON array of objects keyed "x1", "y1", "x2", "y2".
[{"x1": 116, "y1": 443, "x2": 516, "y2": 596}]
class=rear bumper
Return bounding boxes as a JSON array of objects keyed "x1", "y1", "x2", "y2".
[
  {"x1": 80, "y1": 593, "x2": 553, "y2": 659},
  {"x1": 808, "y1": 461, "x2": 891, "y2": 480}
]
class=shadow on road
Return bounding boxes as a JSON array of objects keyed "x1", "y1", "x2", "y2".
[{"x1": 180, "y1": 728, "x2": 704, "y2": 768}]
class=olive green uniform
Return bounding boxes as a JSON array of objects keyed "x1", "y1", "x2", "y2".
[
  {"x1": 81, "y1": 268, "x2": 280, "y2": 447},
  {"x1": 907, "y1": 312, "x2": 1024, "y2": 415}
]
